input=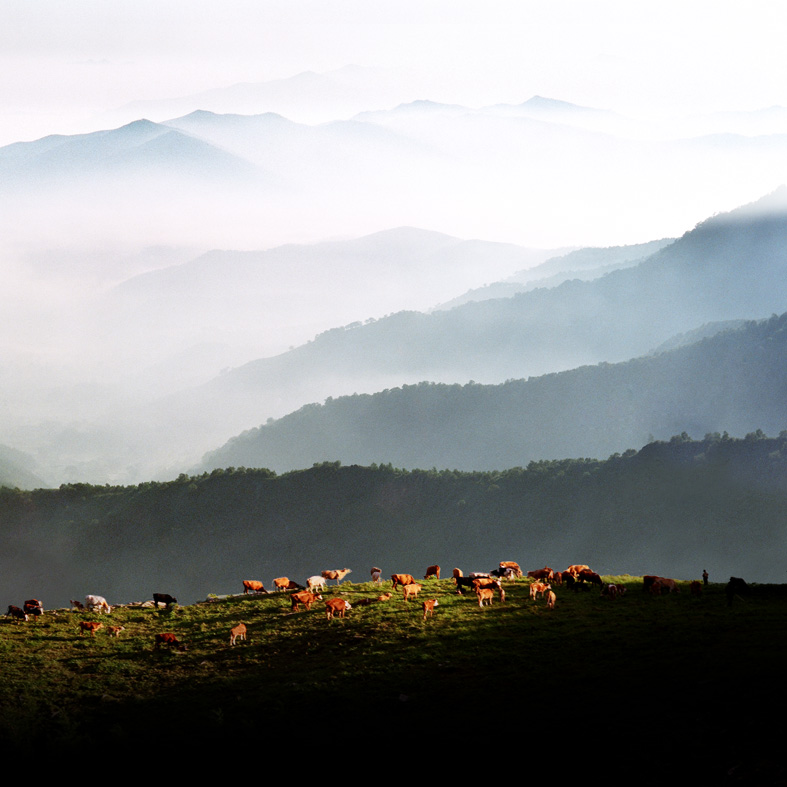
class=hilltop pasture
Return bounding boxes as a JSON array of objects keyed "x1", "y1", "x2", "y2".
[{"x1": 1, "y1": 575, "x2": 785, "y2": 781}]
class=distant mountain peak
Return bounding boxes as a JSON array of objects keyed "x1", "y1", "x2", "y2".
[{"x1": 522, "y1": 95, "x2": 600, "y2": 113}]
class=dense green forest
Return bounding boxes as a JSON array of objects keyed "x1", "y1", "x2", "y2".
[{"x1": 3, "y1": 431, "x2": 787, "y2": 607}]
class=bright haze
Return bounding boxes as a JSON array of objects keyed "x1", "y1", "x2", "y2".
[{"x1": 2, "y1": 0, "x2": 787, "y2": 485}]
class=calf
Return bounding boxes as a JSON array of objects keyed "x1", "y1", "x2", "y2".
[
  {"x1": 402, "y1": 583, "x2": 423, "y2": 602},
  {"x1": 530, "y1": 582, "x2": 551, "y2": 600},
  {"x1": 476, "y1": 587, "x2": 494, "y2": 607},
  {"x1": 291, "y1": 591, "x2": 322, "y2": 612},
  {"x1": 424, "y1": 565, "x2": 440, "y2": 580},
  {"x1": 325, "y1": 598, "x2": 351, "y2": 620},
  {"x1": 422, "y1": 599, "x2": 439, "y2": 620},
  {"x1": 70, "y1": 599, "x2": 85, "y2": 611},
  {"x1": 546, "y1": 590, "x2": 556, "y2": 609},
  {"x1": 108, "y1": 626, "x2": 125, "y2": 638},
  {"x1": 153, "y1": 593, "x2": 177, "y2": 608},
  {"x1": 6, "y1": 605, "x2": 28, "y2": 623},
  {"x1": 322, "y1": 568, "x2": 352, "y2": 585},
  {"x1": 242, "y1": 580, "x2": 267, "y2": 595},
  {"x1": 80, "y1": 620, "x2": 102, "y2": 637},
  {"x1": 229, "y1": 623, "x2": 247, "y2": 646},
  {"x1": 371, "y1": 567, "x2": 382, "y2": 583}
]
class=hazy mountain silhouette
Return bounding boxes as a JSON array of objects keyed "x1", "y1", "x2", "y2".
[{"x1": 197, "y1": 313, "x2": 787, "y2": 473}]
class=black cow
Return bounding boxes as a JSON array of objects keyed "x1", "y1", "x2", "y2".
[
  {"x1": 153, "y1": 593, "x2": 178, "y2": 608},
  {"x1": 726, "y1": 577, "x2": 748, "y2": 607}
]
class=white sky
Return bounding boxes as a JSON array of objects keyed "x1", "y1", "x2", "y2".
[{"x1": 2, "y1": 0, "x2": 787, "y2": 144}]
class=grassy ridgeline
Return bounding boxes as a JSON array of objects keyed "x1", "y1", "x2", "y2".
[{"x1": 1, "y1": 576, "x2": 785, "y2": 781}]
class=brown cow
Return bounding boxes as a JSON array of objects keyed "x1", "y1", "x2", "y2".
[
  {"x1": 291, "y1": 591, "x2": 322, "y2": 611},
  {"x1": 402, "y1": 583, "x2": 423, "y2": 602},
  {"x1": 273, "y1": 577, "x2": 305, "y2": 592},
  {"x1": 690, "y1": 580, "x2": 702, "y2": 597},
  {"x1": 154, "y1": 632, "x2": 187, "y2": 651},
  {"x1": 527, "y1": 567, "x2": 554, "y2": 581},
  {"x1": 424, "y1": 565, "x2": 441, "y2": 580},
  {"x1": 242, "y1": 580, "x2": 267, "y2": 594},
  {"x1": 530, "y1": 582, "x2": 551, "y2": 600},
  {"x1": 230, "y1": 623, "x2": 247, "y2": 646},
  {"x1": 452, "y1": 568, "x2": 463, "y2": 578},
  {"x1": 391, "y1": 574, "x2": 416, "y2": 590},
  {"x1": 321, "y1": 569, "x2": 352, "y2": 585},
  {"x1": 325, "y1": 598, "x2": 351, "y2": 620},
  {"x1": 79, "y1": 621, "x2": 102, "y2": 637},
  {"x1": 499, "y1": 561, "x2": 522, "y2": 578},
  {"x1": 567, "y1": 564, "x2": 590, "y2": 577},
  {"x1": 422, "y1": 599, "x2": 439, "y2": 620},
  {"x1": 371, "y1": 567, "x2": 382, "y2": 583},
  {"x1": 476, "y1": 587, "x2": 494, "y2": 607}
]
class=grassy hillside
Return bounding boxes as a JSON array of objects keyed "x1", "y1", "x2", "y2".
[{"x1": 2, "y1": 576, "x2": 784, "y2": 782}]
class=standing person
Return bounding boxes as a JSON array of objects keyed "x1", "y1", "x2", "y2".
[{"x1": 702, "y1": 569, "x2": 709, "y2": 586}]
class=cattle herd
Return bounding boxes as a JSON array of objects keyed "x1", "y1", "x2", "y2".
[{"x1": 3, "y1": 564, "x2": 746, "y2": 650}]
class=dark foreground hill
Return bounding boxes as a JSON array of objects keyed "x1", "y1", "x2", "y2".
[
  {"x1": 200, "y1": 312, "x2": 787, "y2": 473},
  {"x1": 1, "y1": 575, "x2": 785, "y2": 783},
  {"x1": 3, "y1": 432, "x2": 787, "y2": 609}
]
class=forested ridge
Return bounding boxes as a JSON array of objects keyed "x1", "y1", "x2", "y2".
[
  {"x1": 3, "y1": 431, "x2": 787, "y2": 606},
  {"x1": 200, "y1": 311, "x2": 787, "y2": 472}
]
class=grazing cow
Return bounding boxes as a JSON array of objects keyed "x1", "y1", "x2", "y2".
[
  {"x1": 291, "y1": 591, "x2": 322, "y2": 612},
  {"x1": 654, "y1": 577, "x2": 679, "y2": 594},
  {"x1": 391, "y1": 574, "x2": 416, "y2": 590},
  {"x1": 108, "y1": 626, "x2": 125, "y2": 638},
  {"x1": 643, "y1": 575, "x2": 660, "y2": 593},
  {"x1": 527, "y1": 567, "x2": 554, "y2": 581},
  {"x1": 306, "y1": 576, "x2": 327, "y2": 593},
  {"x1": 499, "y1": 561, "x2": 523, "y2": 578},
  {"x1": 23, "y1": 599, "x2": 43, "y2": 620},
  {"x1": 154, "y1": 632, "x2": 187, "y2": 651},
  {"x1": 79, "y1": 621, "x2": 102, "y2": 637},
  {"x1": 476, "y1": 587, "x2": 494, "y2": 607},
  {"x1": 229, "y1": 623, "x2": 247, "y2": 646},
  {"x1": 530, "y1": 582, "x2": 551, "y2": 600},
  {"x1": 452, "y1": 568, "x2": 463, "y2": 578},
  {"x1": 85, "y1": 595, "x2": 111, "y2": 614},
  {"x1": 371, "y1": 567, "x2": 382, "y2": 583},
  {"x1": 6, "y1": 605, "x2": 28, "y2": 623},
  {"x1": 567, "y1": 564, "x2": 590, "y2": 578},
  {"x1": 424, "y1": 565, "x2": 440, "y2": 580},
  {"x1": 468, "y1": 572, "x2": 491, "y2": 579},
  {"x1": 70, "y1": 599, "x2": 85, "y2": 611},
  {"x1": 578, "y1": 570, "x2": 603, "y2": 589},
  {"x1": 454, "y1": 575, "x2": 480, "y2": 594},
  {"x1": 152, "y1": 593, "x2": 177, "y2": 608},
  {"x1": 422, "y1": 599, "x2": 438, "y2": 620},
  {"x1": 689, "y1": 580, "x2": 702, "y2": 597},
  {"x1": 273, "y1": 577, "x2": 305, "y2": 592},
  {"x1": 242, "y1": 580, "x2": 267, "y2": 595},
  {"x1": 546, "y1": 590, "x2": 556, "y2": 609},
  {"x1": 402, "y1": 583, "x2": 423, "y2": 602},
  {"x1": 726, "y1": 576, "x2": 748, "y2": 607},
  {"x1": 551, "y1": 571, "x2": 564, "y2": 586},
  {"x1": 322, "y1": 569, "x2": 352, "y2": 585},
  {"x1": 325, "y1": 598, "x2": 351, "y2": 620}
]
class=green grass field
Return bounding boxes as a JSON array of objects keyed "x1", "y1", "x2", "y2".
[{"x1": 1, "y1": 576, "x2": 784, "y2": 780}]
